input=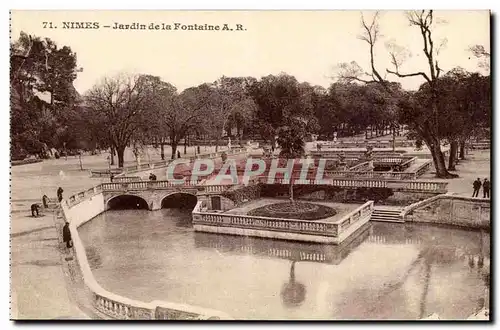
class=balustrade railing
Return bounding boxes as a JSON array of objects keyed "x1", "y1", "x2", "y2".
[
  {"x1": 194, "y1": 212, "x2": 339, "y2": 237},
  {"x1": 193, "y1": 201, "x2": 373, "y2": 239},
  {"x1": 258, "y1": 176, "x2": 447, "y2": 192},
  {"x1": 415, "y1": 160, "x2": 432, "y2": 178},
  {"x1": 319, "y1": 140, "x2": 415, "y2": 149},
  {"x1": 112, "y1": 176, "x2": 142, "y2": 183}
]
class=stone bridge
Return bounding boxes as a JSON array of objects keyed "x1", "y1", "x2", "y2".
[{"x1": 99, "y1": 181, "x2": 236, "y2": 211}]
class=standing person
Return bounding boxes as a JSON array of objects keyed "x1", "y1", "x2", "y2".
[
  {"x1": 62, "y1": 222, "x2": 72, "y2": 248},
  {"x1": 483, "y1": 178, "x2": 490, "y2": 198},
  {"x1": 472, "y1": 178, "x2": 482, "y2": 197},
  {"x1": 57, "y1": 187, "x2": 64, "y2": 202},
  {"x1": 42, "y1": 195, "x2": 49, "y2": 208},
  {"x1": 177, "y1": 150, "x2": 181, "y2": 159}
]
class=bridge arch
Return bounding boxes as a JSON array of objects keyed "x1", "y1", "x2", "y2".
[
  {"x1": 161, "y1": 192, "x2": 198, "y2": 210},
  {"x1": 107, "y1": 194, "x2": 149, "y2": 210}
]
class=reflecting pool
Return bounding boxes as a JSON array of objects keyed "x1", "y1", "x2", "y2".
[{"x1": 78, "y1": 209, "x2": 490, "y2": 320}]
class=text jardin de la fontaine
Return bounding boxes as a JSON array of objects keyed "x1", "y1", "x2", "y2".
[{"x1": 109, "y1": 22, "x2": 245, "y2": 31}]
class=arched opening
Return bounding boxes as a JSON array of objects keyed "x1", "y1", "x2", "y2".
[
  {"x1": 161, "y1": 193, "x2": 198, "y2": 210},
  {"x1": 107, "y1": 195, "x2": 149, "y2": 210}
]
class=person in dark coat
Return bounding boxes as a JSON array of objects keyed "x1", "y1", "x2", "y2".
[
  {"x1": 31, "y1": 203, "x2": 40, "y2": 217},
  {"x1": 177, "y1": 150, "x2": 181, "y2": 159},
  {"x1": 472, "y1": 178, "x2": 482, "y2": 197},
  {"x1": 62, "y1": 222, "x2": 72, "y2": 248},
  {"x1": 483, "y1": 178, "x2": 490, "y2": 198},
  {"x1": 42, "y1": 195, "x2": 49, "y2": 208},
  {"x1": 57, "y1": 187, "x2": 64, "y2": 202}
]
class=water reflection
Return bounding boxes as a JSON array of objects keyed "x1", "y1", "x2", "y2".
[
  {"x1": 78, "y1": 210, "x2": 490, "y2": 320},
  {"x1": 193, "y1": 223, "x2": 372, "y2": 265},
  {"x1": 281, "y1": 261, "x2": 306, "y2": 307}
]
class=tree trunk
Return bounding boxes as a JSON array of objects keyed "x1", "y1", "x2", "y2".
[
  {"x1": 184, "y1": 136, "x2": 187, "y2": 155},
  {"x1": 289, "y1": 180, "x2": 294, "y2": 203},
  {"x1": 171, "y1": 141, "x2": 178, "y2": 160},
  {"x1": 117, "y1": 146, "x2": 125, "y2": 168},
  {"x1": 459, "y1": 139, "x2": 466, "y2": 160},
  {"x1": 110, "y1": 147, "x2": 115, "y2": 165},
  {"x1": 160, "y1": 143, "x2": 165, "y2": 160},
  {"x1": 427, "y1": 138, "x2": 453, "y2": 178},
  {"x1": 215, "y1": 138, "x2": 219, "y2": 153},
  {"x1": 448, "y1": 140, "x2": 459, "y2": 171}
]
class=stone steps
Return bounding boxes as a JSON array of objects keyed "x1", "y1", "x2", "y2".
[{"x1": 370, "y1": 208, "x2": 403, "y2": 223}]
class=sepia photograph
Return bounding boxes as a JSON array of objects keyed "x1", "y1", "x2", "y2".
[{"x1": 9, "y1": 9, "x2": 491, "y2": 321}]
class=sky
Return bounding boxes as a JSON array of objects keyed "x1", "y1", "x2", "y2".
[{"x1": 10, "y1": 10, "x2": 490, "y2": 94}]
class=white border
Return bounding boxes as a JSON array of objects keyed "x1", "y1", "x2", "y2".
[{"x1": 3, "y1": 1, "x2": 498, "y2": 329}]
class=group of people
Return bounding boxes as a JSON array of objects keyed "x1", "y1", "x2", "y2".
[{"x1": 472, "y1": 178, "x2": 490, "y2": 198}]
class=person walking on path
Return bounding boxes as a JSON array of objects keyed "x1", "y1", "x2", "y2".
[
  {"x1": 57, "y1": 187, "x2": 64, "y2": 203},
  {"x1": 177, "y1": 150, "x2": 181, "y2": 159},
  {"x1": 483, "y1": 178, "x2": 490, "y2": 198},
  {"x1": 62, "y1": 222, "x2": 72, "y2": 248},
  {"x1": 472, "y1": 178, "x2": 482, "y2": 197}
]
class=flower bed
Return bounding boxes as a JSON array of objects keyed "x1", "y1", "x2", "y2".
[{"x1": 248, "y1": 201, "x2": 337, "y2": 221}]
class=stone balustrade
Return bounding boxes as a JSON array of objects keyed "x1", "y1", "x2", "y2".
[
  {"x1": 253, "y1": 176, "x2": 447, "y2": 193},
  {"x1": 415, "y1": 160, "x2": 432, "y2": 177},
  {"x1": 99, "y1": 181, "x2": 232, "y2": 194},
  {"x1": 349, "y1": 161, "x2": 371, "y2": 172},
  {"x1": 193, "y1": 200, "x2": 374, "y2": 244},
  {"x1": 112, "y1": 176, "x2": 142, "y2": 183},
  {"x1": 195, "y1": 211, "x2": 339, "y2": 236},
  {"x1": 319, "y1": 140, "x2": 415, "y2": 149},
  {"x1": 323, "y1": 170, "x2": 416, "y2": 180}
]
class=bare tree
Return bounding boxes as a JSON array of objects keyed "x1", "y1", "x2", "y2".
[
  {"x1": 84, "y1": 73, "x2": 160, "y2": 167},
  {"x1": 338, "y1": 10, "x2": 456, "y2": 177},
  {"x1": 386, "y1": 10, "x2": 455, "y2": 177}
]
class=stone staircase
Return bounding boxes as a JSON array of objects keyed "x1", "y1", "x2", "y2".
[{"x1": 370, "y1": 207, "x2": 404, "y2": 223}]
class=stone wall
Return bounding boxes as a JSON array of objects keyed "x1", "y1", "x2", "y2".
[
  {"x1": 64, "y1": 193, "x2": 105, "y2": 227},
  {"x1": 404, "y1": 195, "x2": 490, "y2": 229}
]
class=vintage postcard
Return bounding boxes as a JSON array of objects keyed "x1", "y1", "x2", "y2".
[{"x1": 9, "y1": 10, "x2": 490, "y2": 320}]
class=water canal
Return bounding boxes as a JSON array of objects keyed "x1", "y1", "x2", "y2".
[{"x1": 78, "y1": 209, "x2": 490, "y2": 320}]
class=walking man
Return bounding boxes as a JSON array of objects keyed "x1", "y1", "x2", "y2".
[
  {"x1": 57, "y1": 187, "x2": 64, "y2": 203},
  {"x1": 483, "y1": 178, "x2": 490, "y2": 198},
  {"x1": 472, "y1": 178, "x2": 482, "y2": 197},
  {"x1": 42, "y1": 195, "x2": 49, "y2": 208},
  {"x1": 62, "y1": 222, "x2": 72, "y2": 248}
]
